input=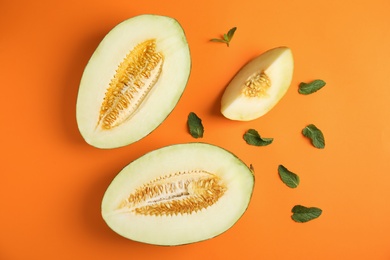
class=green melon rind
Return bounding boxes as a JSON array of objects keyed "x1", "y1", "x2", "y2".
[
  {"x1": 101, "y1": 142, "x2": 255, "y2": 246},
  {"x1": 76, "y1": 14, "x2": 191, "y2": 149}
]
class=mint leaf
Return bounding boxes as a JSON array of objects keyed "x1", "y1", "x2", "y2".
[
  {"x1": 210, "y1": 27, "x2": 237, "y2": 47},
  {"x1": 243, "y1": 129, "x2": 273, "y2": 146},
  {"x1": 278, "y1": 165, "x2": 300, "y2": 188},
  {"x1": 210, "y1": 39, "x2": 226, "y2": 44},
  {"x1": 291, "y1": 205, "x2": 322, "y2": 223},
  {"x1": 187, "y1": 112, "x2": 204, "y2": 138},
  {"x1": 298, "y1": 79, "x2": 326, "y2": 95},
  {"x1": 302, "y1": 124, "x2": 325, "y2": 149},
  {"x1": 223, "y1": 33, "x2": 229, "y2": 42},
  {"x1": 227, "y1": 27, "x2": 237, "y2": 40}
]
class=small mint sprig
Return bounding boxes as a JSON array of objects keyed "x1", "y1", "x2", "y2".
[
  {"x1": 302, "y1": 124, "x2": 325, "y2": 149},
  {"x1": 210, "y1": 27, "x2": 237, "y2": 47},
  {"x1": 298, "y1": 79, "x2": 326, "y2": 95},
  {"x1": 187, "y1": 112, "x2": 204, "y2": 138},
  {"x1": 243, "y1": 129, "x2": 273, "y2": 146},
  {"x1": 278, "y1": 165, "x2": 300, "y2": 188},
  {"x1": 291, "y1": 205, "x2": 322, "y2": 223}
]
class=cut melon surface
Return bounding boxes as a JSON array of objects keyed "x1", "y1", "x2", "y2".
[
  {"x1": 221, "y1": 47, "x2": 294, "y2": 121},
  {"x1": 76, "y1": 15, "x2": 191, "y2": 149},
  {"x1": 101, "y1": 143, "x2": 255, "y2": 246}
]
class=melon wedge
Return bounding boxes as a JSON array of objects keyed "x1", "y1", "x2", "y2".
[
  {"x1": 101, "y1": 143, "x2": 254, "y2": 246},
  {"x1": 221, "y1": 47, "x2": 294, "y2": 121},
  {"x1": 76, "y1": 15, "x2": 191, "y2": 149}
]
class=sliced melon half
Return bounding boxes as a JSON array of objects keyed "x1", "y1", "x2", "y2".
[
  {"x1": 101, "y1": 143, "x2": 254, "y2": 246},
  {"x1": 76, "y1": 15, "x2": 191, "y2": 149},
  {"x1": 221, "y1": 47, "x2": 294, "y2": 121}
]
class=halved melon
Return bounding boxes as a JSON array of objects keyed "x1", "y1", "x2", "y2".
[
  {"x1": 101, "y1": 143, "x2": 254, "y2": 246},
  {"x1": 76, "y1": 15, "x2": 191, "y2": 149},
  {"x1": 221, "y1": 47, "x2": 294, "y2": 121}
]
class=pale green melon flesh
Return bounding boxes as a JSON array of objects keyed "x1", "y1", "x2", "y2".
[
  {"x1": 221, "y1": 47, "x2": 294, "y2": 121},
  {"x1": 76, "y1": 15, "x2": 191, "y2": 149},
  {"x1": 101, "y1": 143, "x2": 254, "y2": 246}
]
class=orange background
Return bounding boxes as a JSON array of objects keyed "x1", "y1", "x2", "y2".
[{"x1": 2, "y1": 0, "x2": 390, "y2": 259}]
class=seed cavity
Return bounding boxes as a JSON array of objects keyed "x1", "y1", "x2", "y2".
[
  {"x1": 119, "y1": 170, "x2": 227, "y2": 216},
  {"x1": 242, "y1": 71, "x2": 271, "y2": 97},
  {"x1": 97, "y1": 39, "x2": 164, "y2": 130}
]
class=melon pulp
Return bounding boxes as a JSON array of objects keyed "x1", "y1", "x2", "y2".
[
  {"x1": 221, "y1": 47, "x2": 294, "y2": 121},
  {"x1": 101, "y1": 143, "x2": 255, "y2": 246},
  {"x1": 76, "y1": 15, "x2": 191, "y2": 149}
]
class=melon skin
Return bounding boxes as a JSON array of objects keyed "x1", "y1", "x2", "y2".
[
  {"x1": 221, "y1": 47, "x2": 294, "y2": 121},
  {"x1": 76, "y1": 15, "x2": 191, "y2": 149},
  {"x1": 101, "y1": 142, "x2": 255, "y2": 246}
]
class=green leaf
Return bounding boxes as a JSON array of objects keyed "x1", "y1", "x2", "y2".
[
  {"x1": 278, "y1": 165, "x2": 300, "y2": 188},
  {"x1": 187, "y1": 112, "x2": 204, "y2": 138},
  {"x1": 243, "y1": 129, "x2": 273, "y2": 146},
  {"x1": 223, "y1": 33, "x2": 229, "y2": 41},
  {"x1": 227, "y1": 27, "x2": 237, "y2": 40},
  {"x1": 298, "y1": 79, "x2": 326, "y2": 95},
  {"x1": 302, "y1": 124, "x2": 325, "y2": 149},
  {"x1": 210, "y1": 39, "x2": 227, "y2": 43},
  {"x1": 210, "y1": 27, "x2": 237, "y2": 47},
  {"x1": 291, "y1": 205, "x2": 322, "y2": 223}
]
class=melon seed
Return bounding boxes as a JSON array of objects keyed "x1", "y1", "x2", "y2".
[
  {"x1": 242, "y1": 71, "x2": 271, "y2": 98},
  {"x1": 120, "y1": 170, "x2": 227, "y2": 216},
  {"x1": 98, "y1": 39, "x2": 164, "y2": 130}
]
